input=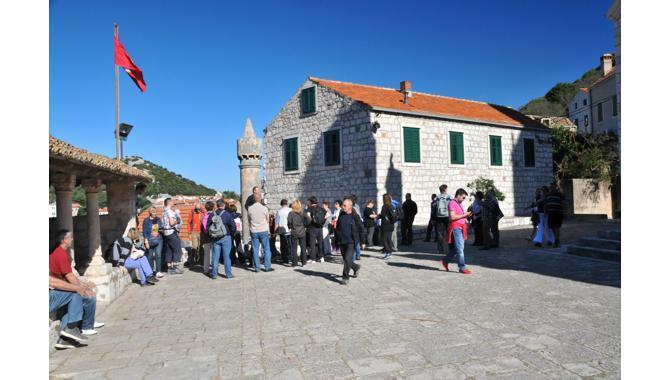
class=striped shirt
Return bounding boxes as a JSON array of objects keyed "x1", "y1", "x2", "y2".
[{"x1": 545, "y1": 192, "x2": 564, "y2": 214}]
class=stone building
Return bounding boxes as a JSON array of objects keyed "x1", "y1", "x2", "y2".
[
  {"x1": 49, "y1": 135, "x2": 153, "y2": 304},
  {"x1": 263, "y1": 77, "x2": 553, "y2": 226},
  {"x1": 568, "y1": 54, "x2": 619, "y2": 136}
]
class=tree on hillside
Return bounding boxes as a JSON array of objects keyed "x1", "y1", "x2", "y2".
[
  {"x1": 545, "y1": 83, "x2": 578, "y2": 107},
  {"x1": 519, "y1": 98, "x2": 566, "y2": 117}
]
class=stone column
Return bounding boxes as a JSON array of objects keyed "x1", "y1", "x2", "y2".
[
  {"x1": 106, "y1": 180, "x2": 137, "y2": 238},
  {"x1": 82, "y1": 179, "x2": 104, "y2": 266},
  {"x1": 52, "y1": 173, "x2": 76, "y2": 264},
  {"x1": 237, "y1": 118, "x2": 262, "y2": 243}
]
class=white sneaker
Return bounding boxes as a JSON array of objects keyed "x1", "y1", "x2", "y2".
[
  {"x1": 94, "y1": 321, "x2": 105, "y2": 328},
  {"x1": 156, "y1": 272, "x2": 164, "y2": 278},
  {"x1": 319, "y1": 258, "x2": 325, "y2": 263},
  {"x1": 82, "y1": 329, "x2": 98, "y2": 335},
  {"x1": 307, "y1": 260, "x2": 314, "y2": 264}
]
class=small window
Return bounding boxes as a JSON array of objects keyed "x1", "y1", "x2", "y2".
[
  {"x1": 584, "y1": 115, "x2": 589, "y2": 127},
  {"x1": 283, "y1": 137, "x2": 299, "y2": 172},
  {"x1": 574, "y1": 103, "x2": 577, "y2": 110},
  {"x1": 323, "y1": 130, "x2": 341, "y2": 166},
  {"x1": 301, "y1": 87, "x2": 316, "y2": 114},
  {"x1": 402, "y1": 127, "x2": 421, "y2": 163},
  {"x1": 612, "y1": 95, "x2": 618, "y2": 116},
  {"x1": 449, "y1": 131, "x2": 464, "y2": 165},
  {"x1": 523, "y1": 138, "x2": 535, "y2": 167},
  {"x1": 583, "y1": 99, "x2": 587, "y2": 106},
  {"x1": 597, "y1": 103, "x2": 603, "y2": 122},
  {"x1": 489, "y1": 135, "x2": 502, "y2": 166}
]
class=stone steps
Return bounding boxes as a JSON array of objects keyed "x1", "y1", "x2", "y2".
[
  {"x1": 566, "y1": 245, "x2": 621, "y2": 262},
  {"x1": 597, "y1": 230, "x2": 621, "y2": 240},
  {"x1": 577, "y1": 236, "x2": 621, "y2": 251}
]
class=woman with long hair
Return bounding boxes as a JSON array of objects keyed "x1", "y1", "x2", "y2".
[
  {"x1": 379, "y1": 194, "x2": 396, "y2": 259},
  {"x1": 287, "y1": 200, "x2": 309, "y2": 267}
]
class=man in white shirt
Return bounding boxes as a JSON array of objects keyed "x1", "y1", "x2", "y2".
[
  {"x1": 275, "y1": 199, "x2": 292, "y2": 264},
  {"x1": 162, "y1": 198, "x2": 183, "y2": 274}
]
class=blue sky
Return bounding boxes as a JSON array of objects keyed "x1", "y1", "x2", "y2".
[{"x1": 50, "y1": 0, "x2": 614, "y2": 192}]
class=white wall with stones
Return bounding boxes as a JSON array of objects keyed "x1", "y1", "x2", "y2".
[{"x1": 264, "y1": 79, "x2": 553, "y2": 225}]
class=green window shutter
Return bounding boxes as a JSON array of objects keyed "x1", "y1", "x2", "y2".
[
  {"x1": 284, "y1": 138, "x2": 298, "y2": 171},
  {"x1": 449, "y1": 131, "x2": 464, "y2": 164},
  {"x1": 301, "y1": 87, "x2": 316, "y2": 114},
  {"x1": 324, "y1": 130, "x2": 340, "y2": 166},
  {"x1": 403, "y1": 127, "x2": 421, "y2": 163},
  {"x1": 490, "y1": 136, "x2": 502, "y2": 166},
  {"x1": 597, "y1": 103, "x2": 603, "y2": 122},
  {"x1": 523, "y1": 138, "x2": 535, "y2": 167}
]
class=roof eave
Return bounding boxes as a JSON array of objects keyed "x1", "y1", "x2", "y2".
[{"x1": 369, "y1": 106, "x2": 550, "y2": 131}]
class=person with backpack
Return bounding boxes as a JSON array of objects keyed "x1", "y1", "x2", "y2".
[
  {"x1": 200, "y1": 201, "x2": 215, "y2": 273},
  {"x1": 390, "y1": 194, "x2": 402, "y2": 251},
  {"x1": 334, "y1": 198, "x2": 365, "y2": 285},
  {"x1": 287, "y1": 199, "x2": 309, "y2": 266},
  {"x1": 401, "y1": 193, "x2": 418, "y2": 245},
  {"x1": 435, "y1": 184, "x2": 452, "y2": 256},
  {"x1": 481, "y1": 189, "x2": 502, "y2": 250},
  {"x1": 380, "y1": 194, "x2": 396, "y2": 259},
  {"x1": 228, "y1": 203, "x2": 246, "y2": 267},
  {"x1": 248, "y1": 193, "x2": 273, "y2": 272},
  {"x1": 306, "y1": 196, "x2": 326, "y2": 263},
  {"x1": 441, "y1": 189, "x2": 473, "y2": 274},
  {"x1": 142, "y1": 207, "x2": 164, "y2": 277},
  {"x1": 208, "y1": 199, "x2": 237, "y2": 279}
]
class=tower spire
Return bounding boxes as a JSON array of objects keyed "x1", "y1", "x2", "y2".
[{"x1": 243, "y1": 117, "x2": 256, "y2": 138}]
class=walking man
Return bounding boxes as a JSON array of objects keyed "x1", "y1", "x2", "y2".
[
  {"x1": 162, "y1": 197, "x2": 183, "y2": 274},
  {"x1": 401, "y1": 193, "x2": 418, "y2": 245},
  {"x1": 248, "y1": 193, "x2": 273, "y2": 272},
  {"x1": 335, "y1": 199, "x2": 365, "y2": 285},
  {"x1": 435, "y1": 185, "x2": 452, "y2": 256},
  {"x1": 208, "y1": 199, "x2": 237, "y2": 279},
  {"x1": 441, "y1": 189, "x2": 472, "y2": 274}
]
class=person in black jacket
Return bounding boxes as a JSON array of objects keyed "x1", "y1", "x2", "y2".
[
  {"x1": 401, "y1": 193, "x2": 418, "y2": 245},
  {"x1": 287, "y1": 200, "x2": 309, "y2": 267},
  {"x1": 363, "y1": 200, "x2": 378, "y2": 247},
  {"x1": 379, "y1": 194, "x2": 396, "y2": 259},
  {"x1": 335, "y1": 198, "x2": 365, "y2": 285},
  {"x1": 306, "y1": 196, "x2": 326, "y2": 263}
]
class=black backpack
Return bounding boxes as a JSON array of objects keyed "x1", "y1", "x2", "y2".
[{"x1": 311, "y1": 207, "x2": 326, "y2": 227}]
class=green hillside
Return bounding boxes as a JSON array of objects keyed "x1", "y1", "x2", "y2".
[
  {"x1": 519, "y1": 67, "x2": 602, "y2": 117},
  {"x1": 125, "y1": 156, "x2": 218, "y2": 197}
]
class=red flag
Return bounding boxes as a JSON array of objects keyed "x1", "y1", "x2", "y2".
[{"x1": 114, "y1": 36, "x2": 146, "y2": 92}]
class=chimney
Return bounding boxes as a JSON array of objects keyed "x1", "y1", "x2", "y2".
[
  {"x1": 400, "y1": 81, "x2": 412, "y2": 104},
  {"x1": 600, "y1": 54, "x2": 613, "y2": 76}
]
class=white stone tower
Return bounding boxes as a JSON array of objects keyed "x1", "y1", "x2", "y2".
[{"x1": 237, "y1": 118, "x2": 262, "y2": 243}]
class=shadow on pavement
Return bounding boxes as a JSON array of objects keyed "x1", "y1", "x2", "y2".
[
  {"x1": 386, "y1": 262, "x2": 440, "y2": 271},
  {"x1": 294, "y1": 269, "x2": 342, "y2": 284}
]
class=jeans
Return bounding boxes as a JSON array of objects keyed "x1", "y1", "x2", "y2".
[
  {"x1": 164, "y1": 233, "x2": 182, "y2": 263},
  {"x1": 483, "y1": 218, "x2": 501, "y2": 248},
  {"x1": 211, "y1": 235, "x2": 233, "y2": 278},
  {"x1": 124, "y1": 256, "x2": 154, "y2": 285},
  {"x1": 365, "y1": 226, "x2": 375, "y2": 246},
  {"x1": 443, "y1": 228, "x2": 466, "y2": 270},
  {"x1": 308, "y1": 227, "x2": 323, "y2": 261},
  {"x1": 279, "y1": 233, "x2": 292, "y2": 263},
  {"x1": 202, "y1": 242, "x2": 212, "y2": 271},
  {"x1": 82, "y1": 295, "x2": 97, "y2": 330},
  {"x1": 322, "y1": 229, "x2": 332, "y2": 256},
  {"x1": 381, "y1": 229, "x2": 393, "y2": 254},
  {"x1": 532, "y1": 213, "x2": 555, "y2": 245},
  {"x1": 251, "y1": 231, "x2": 272, "y2": 271},
  {"x1": 341, "y1": 242, "x2": 360, "y2": 280},
  {"x1": 354, "y1": 242, "x2": 361, "y2": 260},
  {"x1": 391, "y1": 223, "x2": 398, "y2": 250},
  {"x1": 147, "y1": 240, "x2": 163, "y2": 273},
  {"x1": 49, "y1": 290, "x2": 83, "y2": 327}
]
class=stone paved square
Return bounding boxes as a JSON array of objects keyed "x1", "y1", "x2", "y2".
[{"x1": 50, "y1": 224, "x2": 620, "y2": 379}]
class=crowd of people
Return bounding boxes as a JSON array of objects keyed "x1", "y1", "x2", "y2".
[{"x1": 50, "y1": 182, "x2": 563, "y2": 350}]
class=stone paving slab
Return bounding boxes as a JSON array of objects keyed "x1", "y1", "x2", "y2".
[{"x1": 50, "y1": 232, "x2": 620, "y2": 380}]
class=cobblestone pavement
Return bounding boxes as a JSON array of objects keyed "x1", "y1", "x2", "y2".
[{"x1": 50, "y1": 225, "x2": 620, "y2": 379}]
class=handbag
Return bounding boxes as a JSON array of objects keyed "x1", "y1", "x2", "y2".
[{"x1": 129, "y1": 249, "x2": 145, "y2": 260}]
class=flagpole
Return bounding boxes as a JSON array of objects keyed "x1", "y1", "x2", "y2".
[{"x1": 114, "y1": 23, "x2": 121, "y2": 160}]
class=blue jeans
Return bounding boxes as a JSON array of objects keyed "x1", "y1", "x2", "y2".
[
  {"x1": 82, "y1": 295, "x2": 97, "y2": 330},
  {"x1": 49, "y1": 290, "x2": 83, "y2": 327},
  {"x1": 354, "y1": 242, "x2": 361, "y2": 260},
  {"x1": 251, "y1": 231, "x2": 272, "y2": 271},
  {"x1": 147, "y1": 240, "x2": 163, "y2": 273},
  {"x1": 443, "y1": 228, "x2": 466, "y2": 270},
  {"x1": 124, "y1": 256, "x2": 155, "y2": 285},
  {"x1": 211, "y1": 235, "x2": 233, "y2": 278}
]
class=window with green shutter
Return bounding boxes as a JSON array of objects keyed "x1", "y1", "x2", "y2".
[
  {"x1": 597, "y1": 102, "x2": 603, "y2": 122},
  {"x1": 523, "y1": 138, "x2": 535, "y2": 167},
  {"x1": 323, "y1": 130, "x2": 341, "y2": 166},
  {"x1": 284, "y1": 137, "x2": 299, "y2": 172},
  {"x1": 301, "y1": 87, "x2": 316, "y2": 114},
  {"x1": 489, "y1": 135, "x2": 502, "y2": 166},
  {"x1": 449, "y1": 131, "x2": 464, "y2": 164},
  {"x1": 403, "y1": 127, "x2": 421, "y2": 163}
]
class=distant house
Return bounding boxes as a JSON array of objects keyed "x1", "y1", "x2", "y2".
[
  {"x1": 263, "y1": 77, "x2": 553, "y2": 223},
  {"x1": 568, "y1": 54, "x2": 619, "y2": 136},
  {"x1": 526, "y1": 115, "x2": 577, "y2": 132}
]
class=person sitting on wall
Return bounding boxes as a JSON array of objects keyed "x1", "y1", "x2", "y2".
[
  {"x1": 50, "y1": 229, "x2": 105, "y2": 337},
  {"x1": 113, "y1": 228, "x2": 159, "y2": 287}
]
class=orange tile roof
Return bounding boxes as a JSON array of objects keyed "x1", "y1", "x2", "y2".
[
  {"x1": 589, "y1": 68, "x2": 616, "y2": 88},
  {"x1": 310, "y1": 77, "x2": 546, "y2": 129}
]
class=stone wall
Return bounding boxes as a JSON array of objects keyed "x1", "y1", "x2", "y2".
[
  {"x1": 371, "y1": 113, "x2": 553, "y2": 224},
  {"x1": 561, "y1": 178, "x2": 613, "y2": 219},
  {"x1": 264, "y1": 79, "x2": 377, "y2": 208},
  {"x1": 263, "y1": 79, "x2": 553, "y2": 224}
]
